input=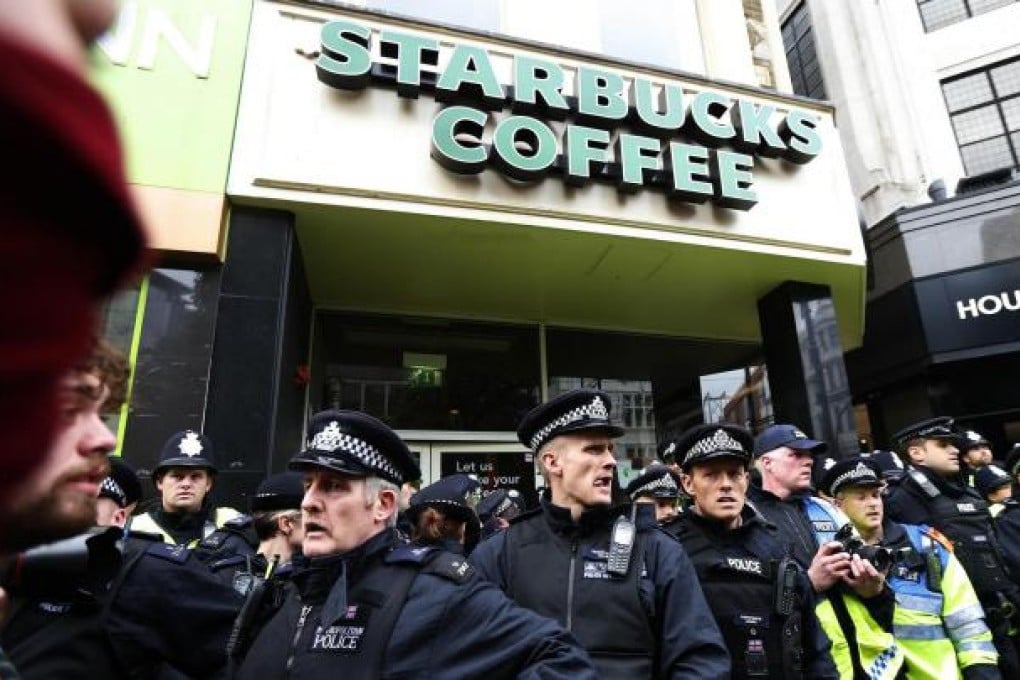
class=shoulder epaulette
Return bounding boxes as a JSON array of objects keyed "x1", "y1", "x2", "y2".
[
  {"x1": 208, "y1": 554, "x2": 247, "y2": 571},
  {"x1": 385, "y1": 544, "x2": 439, "y2": 565},
  {"x1": 125, "y1": 529, "x2": 163, "y2": 543},
  {"x1": 422, "y1": 551, "x2": 475, "y2": 584},
  {"x1": 146, "y1": 542, "x2": 191, "y2": 564},
  {"x1": 224, "y1": 514, "x2": 253, "y2": 530},
  {"x1": 507, "y1": 506, "x2": 543, "y2": 525}
]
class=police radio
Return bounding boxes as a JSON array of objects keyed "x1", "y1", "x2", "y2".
[
  {"x1": 607, "y1": 513, "x2": 636, "y2": 578},
  {"x1": 774, "y1": 556, "x2": 798, "y2": 616}
]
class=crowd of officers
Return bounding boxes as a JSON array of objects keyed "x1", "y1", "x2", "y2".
[{"x1": 6, "y1": 381, "x2": 1020, "y2": 679}]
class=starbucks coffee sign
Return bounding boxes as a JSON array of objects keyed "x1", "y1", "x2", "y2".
[{"x1": 315, "y1": 20, "x2": 822, "y2": 211}]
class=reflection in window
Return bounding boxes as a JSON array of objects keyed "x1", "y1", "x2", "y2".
[
  {"x1": 743, "y1": 0, "x2": 776, "y2": 89},
  {"x1": 942, "y1": 55, "x2": 1020, "y2": 175},
  {"x1": 317, "y1": 313, "x2": 540, "y2": 431},
  {"x1": 701, "y1": 366, "x2": 773, "y2": 431},
  {"x1": 365, "y1": 0, "x2": 499, "y2": 32},
  {"x1": 100, "y1": 279, "x2": 143, "y2": 442}
]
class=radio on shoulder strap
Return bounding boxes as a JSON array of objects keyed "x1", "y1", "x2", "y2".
[
  {"x1": 774, "y1": 556, "x2": 798, "y2": 616},
  {"x1": 607, "y1": 513, "x2": 636, "y2": 578}
]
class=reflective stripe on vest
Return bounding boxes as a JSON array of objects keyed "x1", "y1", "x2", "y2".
[
  {"x1": 893, "y1": 623, "x2": 947, "y2": 640},
  {"x1": 131, "y1": 507, "x2": 241, "y2": 546}
]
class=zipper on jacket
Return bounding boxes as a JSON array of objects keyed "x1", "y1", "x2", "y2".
[
  {"x1": 566, "y1": 538, "x2": 578, "y2": 631},
  {"x1": 286, "y1": 605, "x2": 313, "y2": 675}
]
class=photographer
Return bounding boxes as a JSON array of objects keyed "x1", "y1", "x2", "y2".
[{"x1": 824, "y1": 456, "x2": 999, "y2": 679}]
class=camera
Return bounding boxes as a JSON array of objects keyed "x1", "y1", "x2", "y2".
[
  {"x1": 0, "y1": 526, "x2": 123, "y2": 596},
  {"x1": 833, "y1": 524, "x2": 909, "y2": 571}
]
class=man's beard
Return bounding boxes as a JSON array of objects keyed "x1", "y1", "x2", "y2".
[{"x1": 1, "y1": 489, "x2": 97, "y2": 554}]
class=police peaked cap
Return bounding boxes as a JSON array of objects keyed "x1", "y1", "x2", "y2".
[
  {"x1": 517, "y1": 389, "x2": 625, "y2": 451},
  {"x1": 155, "y1": 430, "x2": 218, "y2": 475},
  {"x1": 891, "y1": 416, "x2": 956, "y2": 451},
  {"x1": 407, "y1": 474, "x2": 481, "y2": 525},
  {"x1": 820, "y1": 456, "x2": 883, "y2": 497},
  {"x1": 476, "y1": 488, "x2": 525, "y2": 521},
  {"x1": 958, "y1": 429, "x2": 991, "y2": 452},
  {"x1": 975, "y1": 465, "x2": 1013, "y2": 499},
  {"x1": 676, "y1": 423, "x2": 754, "y2": 471},
  {"x1": 251, "y1": 472, "x2": 305, "y2": 513},
  {"x1": 625, "y1": 465, "x2": 681, "y2": 500},
  {"x1": 99, "y1": 456, "x2": 142, "y2": 509},
  {"x1": 289, "y1": 409, "x2": 420, "y2": 485},
  {"x1": 867, "y1": 450, "x2": 906, "y2": 479}
]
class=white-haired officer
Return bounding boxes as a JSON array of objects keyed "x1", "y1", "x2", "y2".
[
  {"x1": 470, "y1": 389, "x2": 730, "y2": 678},
  {"x1": 234, "y1": 409, "x2": 598, "y2": 678}
]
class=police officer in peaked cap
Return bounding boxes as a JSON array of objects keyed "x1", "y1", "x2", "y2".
[
  {"x1": 625, "y1": 464, "x2": 683, "y2": 536},
  {"x1": 884, "y1": 416, "x2": 1020, "y2": 675},
  {"x1": 234, "y1": 409, "x2": 598, "y2": 678},
  {"x1": 470, "y1": 389, "x2": 730, "y2": 678},
  {"x1": 960, "y1": 429, "x2": 997, "y2": 487},
  {"x1": 131, "y1": 430, "x2": 242, "y2": 546},
  {"x1": 476, "y1": 488, "x2": 525, "y2": 540},
  {"x1": 672, "y1": 423, "x2": 838, "y2": 679},
  {"x1": 96, "y1": 456, "x2": 143, "y2": 528},
  {"x1": 406, "y1": 474, "x2": 482, "y2": 554}
]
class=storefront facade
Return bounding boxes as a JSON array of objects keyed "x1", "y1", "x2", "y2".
[{"x1": 106, "y1": 0, "x2": 866, "y2": 507}]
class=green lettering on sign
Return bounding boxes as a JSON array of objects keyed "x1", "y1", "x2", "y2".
[
  {"x1": 686, "y1": 91, "x2": 735, "y2": 146},
  {"x1": 632, "y1": 78, "x2": 685, "y2": 134},
  {"x1": 713, "y1": 150, "x2": 758, "y2": 210},
  {"x1": 512, "y1": 55, "x2": 569, "y2": 120},
  {"x1": 436, "y1": 44, "x2": 505, "y2": 109},
  {"x1": 615, "y1": 134, "x2": 662, "y2": 193},
  {"x1": 317, "y1": 20, "x2": 372, "y2": 90},
  {"x1": 576, "y1": 67, "x2": 628, "y2": 125},
  {"x1": 491, "y1": 116, "x2": 558, "y2": 181},
  {"x1": 430, "y1": 106, "x2": 488, "y2": 174},
  {"x1": 668, "y1": 142, "x2": 713, "y2": 203},
  {"x1": 564, "y1": 124, "x2": 611, "y2": 186},
  {"x1": 779, "y1": 110, "x2": 823, "y2": 164},
  {"x1": 379, "y1": 30, "x2": 439, "y2": 99}
]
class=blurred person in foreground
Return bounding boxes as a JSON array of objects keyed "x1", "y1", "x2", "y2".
[{"x1": 0, "y1": 0, "x2": 146, "y2": 539}]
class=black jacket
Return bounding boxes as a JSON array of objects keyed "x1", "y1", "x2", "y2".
[
  {"x1": 746, "y1": 486, "x2": 820, "y2": 569},
  {"x1": 470, "y1": 500, "x2": 731, "y2": 679}
]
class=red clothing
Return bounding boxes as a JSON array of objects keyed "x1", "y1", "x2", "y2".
[{"x1": 0, "y1": 30, "x2": 146, "y2": 530}]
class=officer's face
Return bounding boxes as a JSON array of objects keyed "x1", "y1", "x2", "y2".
[
  {"x1": 681, "y1": 458, "x2": 748, "y2": 527},
  {"x1": 759, "y1": 446, "x2": 814, "y2": 494},
  {"x1": 157, "y1": 467, "x2": 212, "y2": 513},
  {"x1": 300, "y1": 471, "x2": 396, "y2": 557},
  {"x1": 95, "y1": 496, "x2": 130, "y2": 528},
  {"x1": 542, "y1": 431, "x2": 616, "y2": 514},
  {"x1": 963, "y1": 445, "x2": 993, "y2": 468},
  {"x1": 908, "y1": 438, "x2": 959, "y2": 477},
  {"x1": 2, "y1": 370, "x2": 115, "y2": 552},
  {"x1": 835, "y1": 485, "x2": 884, "y2": 536}
]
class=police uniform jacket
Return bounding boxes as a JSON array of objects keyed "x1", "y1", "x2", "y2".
[
  {"x1": 746, "y1": 486, "x2": 824, "y2": 569},
  {"x1": 235, "y1": 529, "x2": 597, "y2": 679},
  {"x1": 673, "y1": 506, "x2": 839, "y2": 679},
  {"x1": 3, "y1": 532, "x2": 244, "y2": 679},
  {"x1": 470, "y1": 499, "x2": 731, "y2": 679}
]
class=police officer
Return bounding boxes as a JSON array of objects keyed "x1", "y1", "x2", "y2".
[
  {"x1": 884, "y1": 416, "x2": 1020, "y2": 675},
  {"x1": 961, "y1": 429, "x2": 997, "y2": 487},
  {"x1": 625, "y1": 464, "x2": 683, "y2": 536},
  {"x1": 235, "y1": 409, "x2": 598, "y2": 678},
  {"x1": 96, "y1": 456, "x2": 144, "y2": 528},
  {"x1": 132, "y1": 430, "x2": 242, "y2": 546},
  {"x1": 749, "y1": 424, "x2": 851, "y2": 594},
  {"x1": 824, "y1": 456, "x2": 1000, "y2": 678},
  {"x1": 470, "y1": 389, "x2": 731, "y2": 678},
  {"x1": 976, "y1": 465, "x2": 1014, "y2": 514},
  {"x1": 476, "y1": 488, "x2": 525, "y2": 540},
  {"x1": 672, "y1": 423, "x2": 838, "y2": 679},
  {"x1": 406, "y1": 474, "x2": 482, "y2": 554},
  {"x1": 198, "y1": 472, "x2": 307, "y2": 595}
]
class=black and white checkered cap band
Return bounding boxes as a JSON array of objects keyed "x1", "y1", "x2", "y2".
[
  {"x1": 308, "y1": 420, "x2": 399, "y2": 481},
  {"x1": 99, "y1": 476, "x2": 127, "y2": 507},
  {"x1": 916, "y1": 423, "x2": 954, "y2": 438},
  {"x1": 683, "y1": 429, "x2": 747, "y2": 464},
  {"x1": 631, "y1": 474, "x2": 678, "y2": 499},
  {"x1": 830, "y1": 463, "x2": 880, "y2": 493},
  {"x1": 530, "y1": 396, "x2": 610, "y2": 450}
]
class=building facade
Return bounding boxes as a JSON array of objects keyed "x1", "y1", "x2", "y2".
[
  {"x1": 99, "y1": 0, "x2": 865, "y2": 507},
  {"x1": 777, "y1": 0, "x2": 1020, "y2": 454}
]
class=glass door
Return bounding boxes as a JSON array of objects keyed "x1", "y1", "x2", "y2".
[{"x1": 403, "y1": 441, "x2": 540, "y2": 510}]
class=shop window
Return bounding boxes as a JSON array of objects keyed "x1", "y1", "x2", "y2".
[
  {"x1": 916, "y1": 0, "x2": 1018, "y2": 33},
  {"x1": 942, "y1": 55, "x2": 1020, "y2": 175},
  {"x1": 317, "y1": 313, "x2": 540, "y2": 431},
  {"x1": 99, "y1": 280, "x2": 144, "y2": 443},
  {"x1": 365, "y1": 0, "x2": 499, "y2": 32},
  {"x1": 701, "y1": 366, "x2": 773, "y2": 431}
]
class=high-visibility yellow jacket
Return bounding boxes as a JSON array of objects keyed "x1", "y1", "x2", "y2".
[
  {"x1": 130, "y1": 507, "x2": 242, "y2": 547},
  {"x1": 887, "y1": 522, "x2": 998, "y2": 677},
  {"x1": 816, "y1": 592, "x2": 904, "y2": 679}
]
